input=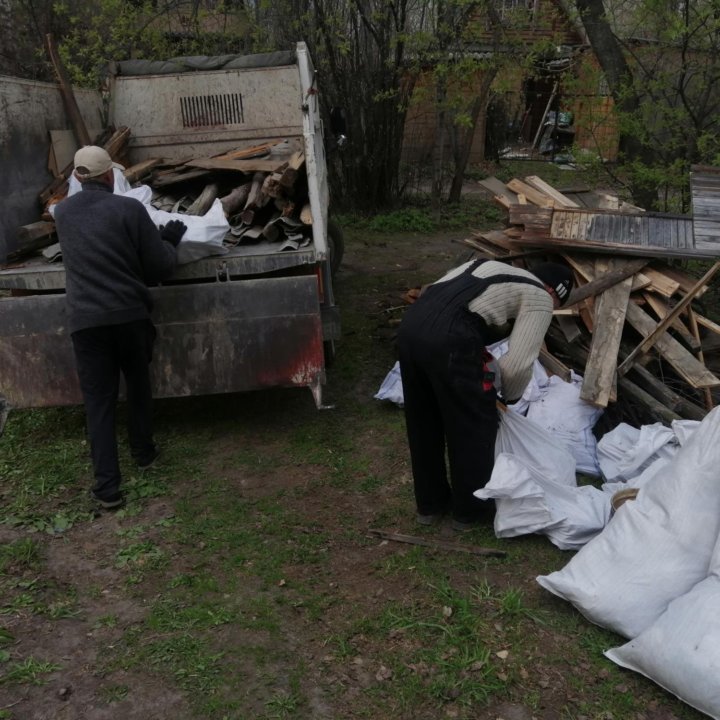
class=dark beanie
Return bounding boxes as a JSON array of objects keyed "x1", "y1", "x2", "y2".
[{"x1": 530, "y1": 262, "x2": 574, "y2": 305}]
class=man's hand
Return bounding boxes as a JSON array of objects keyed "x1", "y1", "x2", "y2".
[{"x1": 160, "y1": 220, "x2": 187, "y2": 247}]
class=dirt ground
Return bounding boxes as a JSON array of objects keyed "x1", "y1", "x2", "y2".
[{"x1": 0, "y1": 226, "x2": 703, "y2": 720}]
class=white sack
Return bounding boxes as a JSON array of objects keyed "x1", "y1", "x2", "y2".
[
  {"x1": 476, "y1": 452, "x2": 610, "y2": 551},
  {"x1": 124, "y1": 186, "x2": 229, "y2": 264},
  {"x1": 49, "y1": 178, "x2": 229, "y2": 264},
  {"x1": 494, "y1": 409, "x2": 577, "y2": 487},
  {"x1": 596, "y1": 422, "x2": 676, "y2": 482},
  {"x1": 525, "y1": 373, "x2": 603, "y2": 476},
  {"x1": 374, "y1": 361, "x2": 404, "y2": 406},
  {"x1": 605, "y1": 530, "x2": 720, "y2": 719},
  {"x1": 48, "y1": 168, "x2": 133, "y2": 218},
  {"x1": 537, "y1": 405, "x2": 720, "y2": 639}
]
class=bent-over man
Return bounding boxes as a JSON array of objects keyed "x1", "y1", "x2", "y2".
[{"x1": 397, "y1": 258, "x2": 574, "y2": 530}]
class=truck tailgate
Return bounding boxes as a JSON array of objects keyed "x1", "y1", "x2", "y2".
[{"x1": 0, "y1": 275, "x2": 324, "y2": 408}]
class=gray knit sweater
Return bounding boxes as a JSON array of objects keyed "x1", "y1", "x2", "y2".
[
  {"x1": 437, "y1": 260, "x2": 554, "y2": 401},
  {"x1": 55, "y1": 182, "x2": 177, "y2": 333}
]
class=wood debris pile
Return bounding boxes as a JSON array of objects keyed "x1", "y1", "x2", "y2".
[
  {"x1": 10, "y1": 127, "x2": 314, "y2": 264},
  {"x1": 459, "y1": 175, "x2": 720, "y2": 424}
]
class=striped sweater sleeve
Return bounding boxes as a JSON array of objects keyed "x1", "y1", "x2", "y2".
[{"x1": 498, "y1": 308, "x2": 553, "y2": 402}]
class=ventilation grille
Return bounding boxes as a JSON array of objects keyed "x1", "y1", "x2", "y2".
[{"x1": 180, "y1": 93, "x2": 244, "y2": 128}]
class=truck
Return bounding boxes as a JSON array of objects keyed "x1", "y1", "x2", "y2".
[{"x1": 0, "y1": 42, "x2": 342, "y2": 430}]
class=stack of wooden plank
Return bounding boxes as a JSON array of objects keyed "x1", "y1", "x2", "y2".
[{"x1": 462, "y1": 175, "x2": 720, "y2": 424}]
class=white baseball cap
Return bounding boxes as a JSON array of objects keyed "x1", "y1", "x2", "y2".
[{"x1": 73, "y1": 146, "x2": 123, "y2": 179}]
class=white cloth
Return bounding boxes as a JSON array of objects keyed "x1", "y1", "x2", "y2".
[{"x1": 50, "y1": 173, "x2": 229, "y2": 265}]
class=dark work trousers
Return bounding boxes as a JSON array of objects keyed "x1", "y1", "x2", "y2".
[
  {"x1": 397, "y1": 262, "x2": 545, "y2": 522},
  {"x1": 71, "y1": 319, "x2": 157, "y2": 499}
]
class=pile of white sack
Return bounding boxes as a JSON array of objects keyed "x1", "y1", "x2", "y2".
[
  {"x1": 375, "y1": 355, "x2": 720, "y2": 717},
  {"x1": 538, "y1": 406, "x2": 720, "y2": 719},
  {"x1": 50, "y1": 168, "x2": 229, "y2": 265}
]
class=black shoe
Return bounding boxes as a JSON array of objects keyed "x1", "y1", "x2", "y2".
[
  {"x1": 451, "y1": 517, "x2": 481, "y2": 532},
  {"x1": 137, "y1": 447, "x2": 161, "y2": 470},
  {"x1": 91, "y1": 491, "x2": 125, "y2": 510},
  {"x1": 416, "y1": 512, "x2": 443, "y2": 526}
]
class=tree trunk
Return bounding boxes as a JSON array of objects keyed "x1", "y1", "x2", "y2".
[
  {"x1": 575, "y1": 0, "x2": 659, "y2": 209},
  {"x1": 448, "y1": 69, "x2": 497, "y2": 203}
]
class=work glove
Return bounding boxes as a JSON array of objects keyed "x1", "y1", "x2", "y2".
[{"x1": 160, "y1": 219, "x2": 187, "y2": 247}]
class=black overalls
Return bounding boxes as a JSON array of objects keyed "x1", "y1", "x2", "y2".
[{"x1": 397, "y1": 260, "x2": 545, "y2": 523}]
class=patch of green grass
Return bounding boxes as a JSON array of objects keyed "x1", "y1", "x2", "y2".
[
  {"x1": 0, "y1": 657, "x2": 60, "y2": 686},
  {"x1": 115, "y1": 541, "x2": 166, "y2": 571},
  {"x1": 99, "y1": 683, "x2": 130, "y2": 703},
  {"x1": 336, "y1": 197, "x2": 503, "y2": 234},
  {"x1": 0, "y1": 538, "x2": 42, "y2": 574}
]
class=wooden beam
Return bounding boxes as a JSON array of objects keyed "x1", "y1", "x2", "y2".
[
  {"x1": 523, "y1": 175, "x2": 580, "y2": 207},
  {"x1": 538, "y1": 348, "x2": 572, "y2": 382},
  {"x1": 580, "y1": 258, "x2": 633, "y2": 407},
  {"x1": 626, "y1": 362, "x2": 707, "y2": 421},
  {"x1": 618, "y1": 262, "x2": 720, "y2": 376},
  {"x1": 45, "y1": 33, "x2": 90, "y2": 147},
  {"x1": 617, "y1": 376, "x2": 683, "y2": 423},
  {"x1": 563, "y1": 258, "x2": 647, "y2": 307},
  {"x1": 367, "y1": 529, "x2": 507, "y2": 558},
  {"x1": 623, "y1": 301, "x2": 720, "y2": 388},
  {"x1": 507, "y1": 178, "x2": 555, "y2": 207}
]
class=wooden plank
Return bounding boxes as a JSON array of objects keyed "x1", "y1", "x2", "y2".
[
  {"x1": 476, "y1": 230, "x2": 515, "y2": 252},
  {"x1": 580, "y1": 258, "x2": 633, "y2": 407},
  {"x1": 213, "y1": 141, "x2": 279, "y2": 160},
  {"x1": 506, "y1": 178, "x2": 554, "y2": 208},
  {"x1": 538, "y1": 347, "x2": 572, "y2": 381},
  {"x1": 367, "y1": 529, "x2": 507, "y2": 558},
  {"x1": 687, "y1": 307, "x2": 715, "y2": 409},
  {"x1": 45, "y1": 33, "x2": 90, "y2": 147},
  {"x1": 507, "y1": 205, "x2": 554, "y2": 232},
  {"x1": 618, "y1": 262, "x2": 720, "y2": 377},
  {"x1": 657, "y1": 264, "x2": 709, "y2": 297},
  {"x1": 477, "y1": 176, "x2": 518, "y2": 206},
  {"x1": 556, "y1": 315, "x2": 582, "y2": 343},
  {"x1": 623, "y1": 301, "x2": 720, "y2": 388},
  {"x1": 696, "y1": 313, "x2": 720, "y2": 337},
  {"x1": 186, "y1": 157, "x2": 289, "y2": 173},
  {"x1": 643, "y1": 292, "x2": 699, "y2": 351},
  {"x1": 523, "y1": 175, "x2": 581, "y2": 207},
  {"x1": 626, "y1": 362, "x2": 707, "y2": 421},
  {"x1": 617, "y1": 376, "x2": 683, "y2": 423},
  {"x1": 561, "y1": 257, "x2": 647, "y2": 308},
  {"x1": 642, "y1": 267, "x2": 681, "y2": 297},
  {"x1": 123, "y1": 158, "x2": 162, "y2": 183}
]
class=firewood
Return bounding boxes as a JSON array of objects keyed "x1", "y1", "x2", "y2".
[
  {"x1": 279, "y1": 151, "x2": 305, "y2": 189},
  {"x1": 123, "y1": 158, "x2": 162, "y2": 183},
  {"x1": 9, "y1": 221, "x2": 56, "y2": 261}
]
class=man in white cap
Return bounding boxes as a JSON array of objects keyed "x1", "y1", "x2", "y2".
[
  {"x1": 397, "y1": 257, "x2": 574, "y2": 530},
  {"x1": 54, "y1": 145, "x2": 187, "y2": 509}
]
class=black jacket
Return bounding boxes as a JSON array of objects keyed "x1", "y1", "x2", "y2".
[{"x1": 55, "y1": 182, "x2": 177, "y2": 333}]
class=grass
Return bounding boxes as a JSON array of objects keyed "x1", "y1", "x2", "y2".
[{"x1": 0, "y1": 226, "x2": 708, "y2": 720}]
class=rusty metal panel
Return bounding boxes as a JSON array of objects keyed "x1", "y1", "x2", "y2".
[{"x1": 0, "y1": 276, "x2": 324, "y2": 409}]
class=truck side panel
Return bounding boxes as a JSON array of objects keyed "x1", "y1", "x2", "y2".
[{"x1": 0, "y1": 275, "x2": 324, "y2": 408}]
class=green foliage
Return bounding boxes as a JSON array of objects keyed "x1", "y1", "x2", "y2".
[
  {"x1": 337, "y1": 198, "x2": 503, "y2": 234},
  {"x1": 0, "y1": 657, "x2": 60, "y2": 685}
]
